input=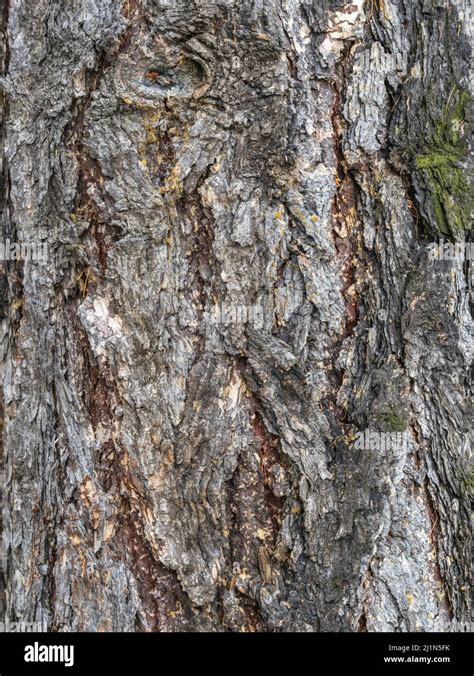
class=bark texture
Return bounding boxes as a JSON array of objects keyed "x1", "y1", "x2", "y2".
[{"x1": 0, "y1": 0, "x2": 472, "y2": 632}]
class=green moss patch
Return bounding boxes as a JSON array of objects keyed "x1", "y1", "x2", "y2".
[
  {"x1": 378, "y1": 407, "x2": 409, "y2": 432},
  {"x1": 414, "y1": 88, "x2": 472, "y2": 236}
]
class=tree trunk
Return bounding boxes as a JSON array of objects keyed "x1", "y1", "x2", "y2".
[{"x1": 1, "y1": 0, "x2": 471, "y2": 632}]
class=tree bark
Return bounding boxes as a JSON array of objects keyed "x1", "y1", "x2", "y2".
[{"x1": 1, "y1": 0, "x2": 471, "y2": 632}]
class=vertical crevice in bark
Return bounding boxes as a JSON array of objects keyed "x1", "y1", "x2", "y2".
[{"x1": 0, "y1": 0, "x2": 10, "y2": 623}]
